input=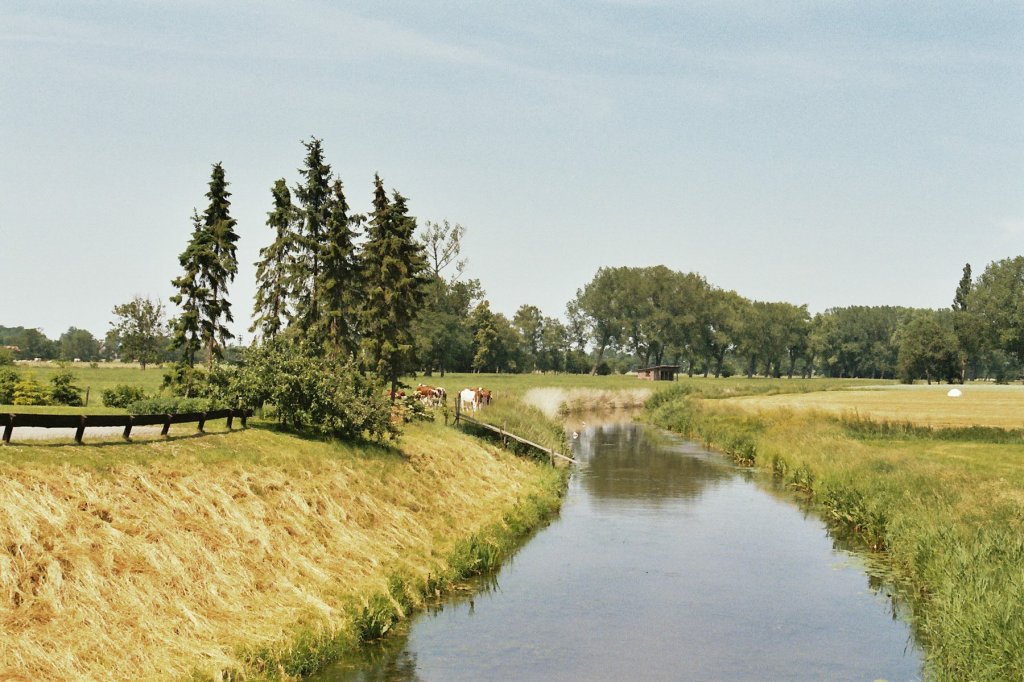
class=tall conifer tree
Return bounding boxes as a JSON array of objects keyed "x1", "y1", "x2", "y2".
[
  {"x1": 360, "y1": 174, "x2": 429, "y2": 397},
  {"x1": 170, "y1": 163, "x2": 239, "y2": 368},
  {"x1": 292, "y1": 138, "x2": 332, "y2": 334},
  {"x1": 317, "y1": 179, "x2": 361, "y2": 355},
  {"x1": 252, "y1": 179, "x2": 298, "y2": 339},
  {"x1": 202, "y1": 162, "x2": 239, "y2": 366},
  {"x1": 170, "y1": 210, "x2": 209, "y2": 366}
]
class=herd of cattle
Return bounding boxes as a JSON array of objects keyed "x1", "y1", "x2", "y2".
[{"x1": 386, "y1": 384, "x2": 493, "y2": 412}]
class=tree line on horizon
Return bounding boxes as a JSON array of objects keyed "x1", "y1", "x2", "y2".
[{"x1": 5, "y1": 137, "x2": 1024, "y2": 387}]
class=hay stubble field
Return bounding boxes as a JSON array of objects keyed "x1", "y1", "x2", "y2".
[{"x1": 727, "y1": 383, "x2": 1024, "y2": 429}]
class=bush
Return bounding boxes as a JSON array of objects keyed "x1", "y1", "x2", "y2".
[
  {"x1": 12, "y1": 376, "x2": 50, "y2": 406},
  {"x1": 49, "y1": 370, "x2": 83, "y2": 406},
  {"x1": 0, "y1": 348, "x2": 14, "y2": 366},
  {"x1": 161, "y1": 363, "x2": 206, "y2": 398},
  {"x1": 127, "y1": 396, "x2": 225, "y2": 415},
  {"x1": 232, "y1": 340, "x2": 396, "y2": 442},
  {"x1": 162, "y1": 362, "x2": 237, "y2": 402},
  {"x1": 101, "y1": 384, "x2": 149, "y2": 408},
  {"x1": 0, "y1": 367, "x2": 18, "y2": 404}
]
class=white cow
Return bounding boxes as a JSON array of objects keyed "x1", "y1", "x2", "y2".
[{"x1": 459, "y1": 388, "x2": 480, "y2": 413}]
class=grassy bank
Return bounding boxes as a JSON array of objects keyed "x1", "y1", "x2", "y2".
[
  {"x1": 645, "y1": 391, "x2": 1024, "y2": 680},
  {"x1": 0, "y1": 421, "x2": 564, "y2": 681}
]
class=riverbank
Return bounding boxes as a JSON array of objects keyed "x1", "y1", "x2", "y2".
[
  {"x1": 644, "y1": 391, "x2": 1024, "y2": 680},
  {"x1": 0, "y1": 421, "x2": 565, "y2": 681}
]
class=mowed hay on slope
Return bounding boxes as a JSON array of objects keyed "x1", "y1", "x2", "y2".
[
  {"x1": 727, "y1": 384, "x2": 1024, "y2": 429},
  {"x1": 0, "y1": 422, "x2": 562, "y2": 681}
]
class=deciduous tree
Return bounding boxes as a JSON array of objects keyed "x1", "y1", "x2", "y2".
[{"x1": 111, "y1": 296, "x2": 166, "y2": 370}]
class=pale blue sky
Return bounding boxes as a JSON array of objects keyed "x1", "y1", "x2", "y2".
[{"x1": 2, "y1": 1, "x2": 1022, "y2": 339}]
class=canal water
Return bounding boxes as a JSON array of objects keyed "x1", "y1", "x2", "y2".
[{"x1": 314, "y1": 422, "x2": 921, "y2": 681}]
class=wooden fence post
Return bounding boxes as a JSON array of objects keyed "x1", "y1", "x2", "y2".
[
  {"x1": 74, "y1": 415, "x2": 86, "y2": 445},
  {"x1": 123, "y1": 416, "x2": 133, "y2": 441}
]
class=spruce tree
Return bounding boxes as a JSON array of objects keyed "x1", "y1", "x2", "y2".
[
  {"x1": 360, "y1": 174, "x2": 429, "y2": 397},
  {"x1": 170, "y1": 210, "x2": 211, "y2": 366},
  {"x1": 170, "y1": 163, "x2": 239, "y2": 368},
  {"x1": 316, "y1": 179, "x2": 361, "y2": 355},
  {"x1": 292, "y1": 138, "x2": 333, "y2": 335},
  {"x1": 252, "y1": 179, "x2": 298, "y2": 339},
  {"x1": 201, "y1": 162, "x2": 239, "y2": 367}
]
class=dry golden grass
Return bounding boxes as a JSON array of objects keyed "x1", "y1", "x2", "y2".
[
  {"x1": 0, "y1": 422, "x2": 561, "y2": 681},
  {"x1": 725, "y1": 383, "x2": 1024, "y2": 429}
]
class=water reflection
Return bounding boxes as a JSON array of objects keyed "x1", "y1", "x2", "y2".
[
  {"x1": 312, "y1": 423, "x2": 921, "y2": 682},
  {"x1": 576, "y1": 423, "x2": 734, "y2": 503}
]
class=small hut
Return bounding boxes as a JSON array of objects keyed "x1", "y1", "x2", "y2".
[{"x1": 636, "y1": 365, "x2": 680, "y2": 381}]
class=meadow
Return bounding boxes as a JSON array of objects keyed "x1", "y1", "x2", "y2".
[
  {"x1": 7, "y1": 365, "x2": 1023, "y2": 678},
  {"x1": 2, "y1": 362, "x2": 167, "y2": 414}
]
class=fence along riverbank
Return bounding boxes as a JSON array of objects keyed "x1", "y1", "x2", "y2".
[
  {"x1": 453, "y1": 399, "x2": 577, "y2": 465},
  {"x1": 0, "y1": 408, "x2": 253, "y2": 444}
]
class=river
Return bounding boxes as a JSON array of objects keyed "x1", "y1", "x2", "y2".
[{"x1": 312, "y1": 421, "x2": 921, "y2": 681}]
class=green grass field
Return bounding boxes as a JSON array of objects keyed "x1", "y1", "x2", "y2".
[
  {"x1": 4, "y1": 361, "x2": 167, "y2": 412},
  {"x1": 8, "y1": 364, "x2": 1023, "y2": 678}
]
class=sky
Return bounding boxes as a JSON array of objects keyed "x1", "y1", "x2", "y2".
[{"x1": 2, "y1": 1, "x2": 1022, "y2": 340}]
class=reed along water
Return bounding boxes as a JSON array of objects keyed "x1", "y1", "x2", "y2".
[{"x1": 314, "y1": 422, "x2": 921, "y2": 681}]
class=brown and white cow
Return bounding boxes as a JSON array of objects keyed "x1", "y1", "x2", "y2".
[{"x1": 415, "y1": 384, "x2": 447, "y2": 407}]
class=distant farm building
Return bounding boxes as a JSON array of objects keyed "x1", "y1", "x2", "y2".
[{"x1": 636, "y1": 365, "x2": 680, "y2": 381}]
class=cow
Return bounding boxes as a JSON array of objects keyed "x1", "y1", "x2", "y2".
[
  {"x1": 415, "y1": 384, "x2": 447, "y2": 407},
  {"x1": 459, "y1": 388, "x2": 480, "y2": 413},
  {"x1": 476, "y1": 387, "x2": 492, "y2": 405}
]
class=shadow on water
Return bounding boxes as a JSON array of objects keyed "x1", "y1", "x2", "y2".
[{"x1": 312, "y1": 421, "x2": 922, "y2": 682}]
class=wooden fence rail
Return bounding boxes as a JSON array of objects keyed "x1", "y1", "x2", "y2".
[
  {"x1": 0, "y1": 409, "x2": 253, "y2": 445},
  {"x1": 454, "y1": 400, "x2": 577, "y2": 465}
]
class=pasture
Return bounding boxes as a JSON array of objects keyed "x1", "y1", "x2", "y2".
[
  {"x1": 726, "y1": 383, "x2": 1024, "y2": 429},
  {"x1": 4, "y1": 361, "x2": 167, "y2": 412},
  {"x1": 416, "y1": 372, "x2": 884, "y2": 402}
]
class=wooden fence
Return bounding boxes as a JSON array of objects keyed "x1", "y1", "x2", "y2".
[
  {"x1": 454, "y1": 400, "x2": 576, "y2": 465},
  {"x1": 0, "y1": 408, "x2": 253, "y2": 445}
]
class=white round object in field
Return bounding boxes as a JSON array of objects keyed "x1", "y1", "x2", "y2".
[{"x1": 947, "y1": 388, "x2": 962, "y2": 398}]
